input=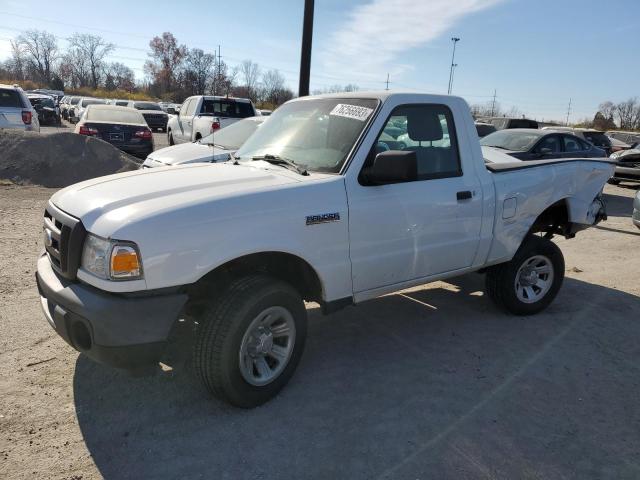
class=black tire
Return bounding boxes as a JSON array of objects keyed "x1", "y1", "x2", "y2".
[
  {"x1": 193, "y1": 274, "x2": 307, "y2": 408},
  {"x1": 168, "y1": 130, "x2": 175, "y2": 146},
  {"x1": 485, "y1": 235, "x2": 564, "y2": 315},
  {"x1": 607, "y1": 178, "x2": 621, "y2": 185}
]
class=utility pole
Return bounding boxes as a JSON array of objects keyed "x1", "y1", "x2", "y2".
[
  {"x1": 447, "y1": 37, "x2": 460, "y2": 95},
  {"x1": 490, "y1": 89, "x2": 497, "y2": 117},
  {"x1": 385, "y1": 73, "x2": 390, "y2": 90},
  {"x1": 566, "y1": 98, "x2": 572, "y2": 126},
  {"x1": 298, "y1": 0, "x2": 314, "y2": 97}
]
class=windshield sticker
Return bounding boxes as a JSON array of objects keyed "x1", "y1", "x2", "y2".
[{"x1": 330, "y1": 104, "x2": 374, "y2": 122}]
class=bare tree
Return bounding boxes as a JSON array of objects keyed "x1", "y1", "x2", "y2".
[
  {"x1": 145, "y1": 32, "x2": 187, "y2": 96},
  {"x1": 260, "y1": 69, "x2": 286, "y2": 104},
  {"x1": 16, "y1": 30, "x2": 58, "y2": 84},
  {"x1": 5, "y1": 40, "x2": 26, "y2": 80},
  {"x1": 239, "y1": 60, "x2": 260, "y2": 101},
  {"x1": 211, "y1": 56, "x2": 235, "y2": 96},
  {"x1": 104, "y1": 62, "x2": 136, "y2": 91},
  {"x1": 616, "y1": 98, "x2": 637, "y2": 130},
  {"x1": 68, "y1": 33, "x2": 115, "y2": 89},
  {"x1": 184, "y1": 48, "x2": 215, "y2": 95}
]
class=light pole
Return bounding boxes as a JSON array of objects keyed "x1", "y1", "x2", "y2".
[{"x1": 447, "y1": 37, "x2": 460, "y2": 95}]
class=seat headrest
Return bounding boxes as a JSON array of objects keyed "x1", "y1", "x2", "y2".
[{"x1": 407, "y1": 111, "x2": 443, "y2": 142}]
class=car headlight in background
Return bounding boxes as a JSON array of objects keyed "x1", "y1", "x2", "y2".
[{"x1": 80, "y1": 233, "x2": 143, "y2": 280}]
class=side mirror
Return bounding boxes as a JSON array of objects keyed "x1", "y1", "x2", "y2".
[
  {"x1": 167, "y1": 107, "x2": 176, "y2": 115},
  {"x1": 361, "y1": 150, "x2": 418, "y2": 185}
]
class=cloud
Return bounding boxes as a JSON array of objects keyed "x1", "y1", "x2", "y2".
[{"x1": 320, "y1": 0, "x2": 504, "y2": 85}]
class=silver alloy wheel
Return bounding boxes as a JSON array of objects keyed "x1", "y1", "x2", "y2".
[
  {"x1": 514, "y1": 254, "x2": 554, "y2": 304},
  {"x1": 239, "y1": 306, "x2": 296, "y2": 386}
]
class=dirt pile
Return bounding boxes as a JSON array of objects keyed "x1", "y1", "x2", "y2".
[{"x1": 0, "y1": 130, "x2": 141, "y2": 188}]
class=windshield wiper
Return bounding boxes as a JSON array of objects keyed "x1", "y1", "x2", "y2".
[{"x1": 252, "y1": 154, "x2": 308, "y2": 176}]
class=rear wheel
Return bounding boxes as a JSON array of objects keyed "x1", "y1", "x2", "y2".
[
  {"x1": 193, "y1": 274, "x2": 307, "y2": 408},
  {"x1": 485, "y1": 235, "x2": 564, "y2": 315}
]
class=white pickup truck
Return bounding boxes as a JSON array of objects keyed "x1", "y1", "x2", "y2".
[
  {"x1": 166, "y1": 95, "x2": 258, "y2": 146},
  {"x1": 37, "y1": 92, "x2": 612, "y2": 408}
]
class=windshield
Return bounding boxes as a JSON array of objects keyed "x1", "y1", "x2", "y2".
[
  {"x1": 86, "y1": 107, "x2": 144, "y2": 124},
  {"x1": 234, "y1": 98, "x2": 379, "y2": 173},
  {"x1": 200, "y1": 118, "x2": 263, "y2": 149},
  {"x1": 134, "y1": 102, "x2": 161, "y2": 111},
  {"x1": 480, "y1": 130, "x2": 542, "y2": 151}
]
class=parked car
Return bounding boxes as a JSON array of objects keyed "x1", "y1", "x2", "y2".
[
  {"x1": 0, "y1": 83, "x2": 40, "y2": 132},
  {"x1": 167, "y1": 95, "x2": 258, "y2": 145},
  {"x1": 142, "y1": 116, "x2": 266, "y2": 168},
  {"x1": 70, "y1": 97, "x2": 107, "y2": 123},
  {"x1": 27, "y1": 94, "x2": 61, "y2": 125},
  {"x1": 607, "y1": 130, "x2": 640, "y2": 149},
  {"x1": 542, "y1": 127, "x2": 613, "y2": 155},
  {"x1": 36, "y1": 92, "x2": 613, "y2": 408},
  {"x1": 74, "y1": 105, "x2": 153, "y2": 158},
  {"x1": 61, "y1": 96, "x2": 80, "y2": 120},
  {"x1": 633, "y1": 190, "x2": 640, "y2": 229},
  {"x1": 124, "y1": 101, "x2": 168, "y2": 132},
  {"x1": 480, "y1": 129, "x2": 607, "y2": 160},
  {"x1": 608, "y1": 136, "x2": 631, "y2": 153},
  {"x1": 475, "y1": 122, "x2": 496, "y2": 137},
  {"x1": 608, "y1": 147, "x2": 640, "y2": 185},
  {"x1": 482, "y1": 116, "x2": 539, "y2": 130}
]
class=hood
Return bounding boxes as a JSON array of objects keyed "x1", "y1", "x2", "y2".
[
  {"x1": 51, "y1": 162, "x2": 308, "y2": 237},
  {"x1": 146, "y1": 142, "x2": 231, "y2": 166},
  {"x1": 611, "y1": 148, "x2": 640, "y2": 161}
]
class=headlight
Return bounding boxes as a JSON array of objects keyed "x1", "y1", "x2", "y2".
[{"x1": 81, "y1": 233, "x2": 143, "y2": 280}]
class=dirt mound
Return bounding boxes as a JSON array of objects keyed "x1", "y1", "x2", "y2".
[{"x1": 0, "y1": 130, "x2": 141, "y2": 188}]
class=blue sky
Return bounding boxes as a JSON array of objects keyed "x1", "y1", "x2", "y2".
[{"x1": 1, "y1": 0, "x2": 638, "y2": 121}]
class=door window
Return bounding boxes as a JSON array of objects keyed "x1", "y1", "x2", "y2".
[
  {"x1": 535, "y1": 135, "x2": 561, "y2": 153},
  {"x1": 562, "y1": 135, "x2": 582, "y2": 153},
  {"x1": 368, "y1": 104, "x2": 461, "y2": 181},
  {"x1": 179, "y1": 99, "x2": 192, "y2": 117}
]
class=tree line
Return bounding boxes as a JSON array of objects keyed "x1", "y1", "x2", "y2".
[{"x1": 1, "y1": 29, "x2": 346, "y2": 107}]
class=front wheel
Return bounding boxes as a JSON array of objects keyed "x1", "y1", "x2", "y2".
[
  {"x1": 193, "y1": 275, "x2": 307, "y2": 408},
  {"x1": 485, "y1": 235, "x2": 564, "y2": 315}
]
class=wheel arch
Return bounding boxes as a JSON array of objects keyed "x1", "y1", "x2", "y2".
[
  {"x1": 527, "y1": 198, "x2": 572, "y2": 238},
  {"x1": 186, "y1": 251, "x2": 325, "y2": 307}
]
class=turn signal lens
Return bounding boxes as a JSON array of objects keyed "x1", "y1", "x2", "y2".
[{"x1": 110, "y1": 245, "x2": 141, "y2": 279}]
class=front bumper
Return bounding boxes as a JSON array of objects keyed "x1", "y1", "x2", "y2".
[{"x1": 36, "y1": 254, "x2": 187, "y2": 371}]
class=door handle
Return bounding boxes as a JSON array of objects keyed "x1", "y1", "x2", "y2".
[{"x1": 457, "y1": 190, "x2": 472, "y2": 201}]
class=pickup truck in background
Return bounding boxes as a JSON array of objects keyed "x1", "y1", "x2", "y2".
[
  {"x1": 166, "y1": 95, "x2": 257, "y2": 145},
  {"x1": 36, "y1": 92, "x2": 612, "y2": 408}
]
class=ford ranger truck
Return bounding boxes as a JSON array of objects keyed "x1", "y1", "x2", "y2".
[{"x1": 36, "y1": 92, "x2": 612, "y2": 408}]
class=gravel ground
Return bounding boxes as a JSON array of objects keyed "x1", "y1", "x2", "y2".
[
  {"x1": 41, "y1": 121, "x2": 169, "y2": 151},
  {"x1": 0, "y1": 182, "x2": 639, "y2": 480}
]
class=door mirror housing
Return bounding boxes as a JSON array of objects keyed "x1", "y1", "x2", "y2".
[
  {"x1": 167, "y1": 107, "x2": 177, "y2": 115},
  {"x1": 361, "y1": 150, "x2": 418, "y2": 185}
]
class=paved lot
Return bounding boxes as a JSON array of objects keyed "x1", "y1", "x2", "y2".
[
  {"x1": 41, "y1": 121, "x2": 169, "y2": 152},
  {"x1": 0, "y1": 183, "x2": 639, "y2": 479}
]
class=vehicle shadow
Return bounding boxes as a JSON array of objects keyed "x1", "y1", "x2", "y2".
[{"x1": 73, "y1": 275, "x2": 640, "y2": 480}]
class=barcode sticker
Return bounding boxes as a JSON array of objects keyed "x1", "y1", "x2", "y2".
[{"x1": 330, "y1": 104, "x2": 374, "y2": 122}]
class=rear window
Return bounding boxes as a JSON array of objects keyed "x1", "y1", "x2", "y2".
[
  {"x1": 70, "y1": 97, "x2": 81, "y2": 105},
  {"x1": 201, "y1": 99, "x2": 254, "y2": 118},
  {"x1": 480, "y1": 130, "x2": 542, "y2": 151},
  {"x1": 29, "y1": 97, "x2": 54, "y2": 108},
  {"x1": 86, "y1": 107, "x2": 144, "y2": 124},
  {"x1": 508, "y1": 119, "x2": 538, "y2": 129},
  {"x1": 475, "y1": 124, "x2": 496, "y2": 137},
  {"x1": 0, "y1": 89, "x2": 24, "y2": 108},
  {"x1": 81, "y1": 99, "x2": 107, "y2": 107},
  {"x1": 133, "y1": 102, "x2": 161, "y2": 111},
  {"x1": 114, "y1": 101, "x2": 129, "y2": 107},
  {"x1": 582, "y1": 132, "x2": 611, "y2": 148}
]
